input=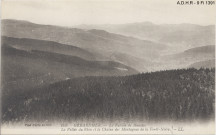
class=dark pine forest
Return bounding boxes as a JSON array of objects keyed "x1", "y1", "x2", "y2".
[{"x1": 2, "y1": 68, "x2": 215, "y2": 123}]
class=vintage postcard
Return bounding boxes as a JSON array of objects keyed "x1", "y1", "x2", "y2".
[{"x1": 0, "y1": 0, "x2": 215, "y2": 134}]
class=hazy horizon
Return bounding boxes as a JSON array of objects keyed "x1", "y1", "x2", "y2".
[
  {"x1": 1, "y1": 0, "x2": 215, "y2": 27},
  {"x1": 2, "y1": 18, "x2": 215, "y2": 28}
]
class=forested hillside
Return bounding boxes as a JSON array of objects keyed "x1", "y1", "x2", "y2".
[
  {"x1": 2, "y1": 20, "x2": 167, "y2": 72},
  {"x1": 2, "y1": 36, "x2": 96, "y2": 60},
  {"x1": 2, "y1": 68, "x2": 215, "y2": 123},
  {"x1": 2, "y1": 20, "x2": 215, "y2": 72},
  {"x1": 2, "y1": 43, "x2": 137, "y2": 92}
]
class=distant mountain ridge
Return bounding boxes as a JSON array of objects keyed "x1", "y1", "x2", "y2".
[
  {"x1": 2, "y1": 19, "x2": 215, "y2": 72},
  {"x1": 189, "y1": 59, "x2": 215, "y2": 69},
  {"x1": 1, "y1": 20, "x2": 215, "y2": 123},
  {"x1": 164, "y1": 45, "x2": 215, "y2": 60},
  {"x1": 2, "y1": 19, "x2": 168, "y2": 72},
  {"x1": 184, "y1": 45, "x2": 215, "y2": 54},
  {"x1": 77, "y1": 21, "x2": 215, "y2": 49},
  {"x1": 159, "y1": 45, "x2": 215, "y2": 70}
]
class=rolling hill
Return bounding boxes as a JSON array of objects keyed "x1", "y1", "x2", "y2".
[
  {"x1": 184, "y1": 45, "x2": 215, "y2": 54},
  {"x1": 163, "y1": 45, "x2": 215, "y2": 61},
  {"x1": 158, "y1": 45, "x2": 215, "y2": 70},
  {"x1": 2, "y1": 43, "x2": 138, "y2": 92},
  {"x1": 2, "y1": 19, "x2": 214, "y2": 72},
  {"x1": 2, "y1": 19, "x2": 168, "y2": 72},
  {"x1": 2, "y1": 36, "x2": 96, "y2": 61},
  {"x1": 77, "y1": 22, "x2": 215, "y2": 49},
  {"x1": 1, "y1": 19, "x2": 215, "y2": 124},
  {"x1": 189, "y1": 59, "x2": 215, "y2": 69}
]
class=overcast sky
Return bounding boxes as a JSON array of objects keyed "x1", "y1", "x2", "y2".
[{"x1": 1, "y1": 0, "x2": 216, "y2": 26}]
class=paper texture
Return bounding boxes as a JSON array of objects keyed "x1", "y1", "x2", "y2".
[{"x1": 1, "y1": 0, "x2": 215, "y2": 134}]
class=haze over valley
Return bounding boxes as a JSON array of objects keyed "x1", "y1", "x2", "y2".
[
  {"x1": 1, "y1": 18, "x2": 215, "y2": 123},
  {"x1": 2, "y1": 19, "x2": 215, "y2": 73}
]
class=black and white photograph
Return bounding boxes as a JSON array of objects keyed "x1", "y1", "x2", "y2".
[{"x1": 0, "y1": 0, "x2": 215, "y2": 134}]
